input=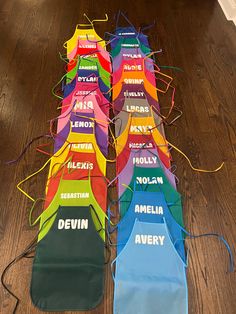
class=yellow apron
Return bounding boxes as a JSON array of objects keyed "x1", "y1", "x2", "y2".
[{"x1": 64, "y1": 26, "x2": 106, "y2": 55}]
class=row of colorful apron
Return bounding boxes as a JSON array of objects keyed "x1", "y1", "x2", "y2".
[
  {"x1": 6, "y1": 13, "x2": 233, "y2": 314},
  {"x1": 27, "y1": 17, "x2": 113, "y2": 311},
  {"x1": 108, "y1": 18, "x2": 187, "y2": 314},
  {"x1": 108, "y1": 12, "x2": 234, "y2": 314}
]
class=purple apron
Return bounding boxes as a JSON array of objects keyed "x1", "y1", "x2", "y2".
[{"x1": 54, "y1": 112, "x2": 108, "y2": 156}]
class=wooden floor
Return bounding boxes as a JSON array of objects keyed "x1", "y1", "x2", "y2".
[{"x1": 0, "y1": 0, "x2": 236, "y2": 313}]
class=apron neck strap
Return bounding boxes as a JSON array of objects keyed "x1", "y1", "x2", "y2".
[{"x1": 176, "y1": 223, "x2": 234, "y2": 273}]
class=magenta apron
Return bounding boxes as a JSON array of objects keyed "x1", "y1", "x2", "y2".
[
  {"x1": 61, "y1": 81, "x2": 110, "y2": 116},
  {"x1": 113, "y1": 47, "x2": 154, "y2": 73},
  {"x1": 113, "y1": 58, "x2": 156, "y2": 87}
]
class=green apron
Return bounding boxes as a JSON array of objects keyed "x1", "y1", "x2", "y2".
[
  {"x1": 31, "y1": 205, "x2": 105, "y2": 311},
  {"x1": 34, "y1": 178, "x2": 106, "y2": 242},
  {"x1": 119, "y1": 166, "x2": 184, "y2": 227},
  {"x1": 66, "y1": 56, "x2": 111, "y2": 87}
]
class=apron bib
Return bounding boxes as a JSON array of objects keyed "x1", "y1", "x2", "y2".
[
  {"x1": 63, "y1": 73, "x2": 110, "y2": 101},
  {"x1": 112, "y1": 12, "x2": 150, "y2": 49},
  {"x1": 116, "y1": 189, "x2": 185, "y2": 261},
  {"x1": 119, "y1": 166, "x2": 183, "y2": 227},
  {"x1": 113, "y1": 83, "x2": 160, "y2": 113},
  {"x1": 61, "y1": 82, "x2": 110, "y2": 116},
  {"x1": 77, "y1": 58, "x2": 110, "y2": 87},
  {"x1": 67, "y1": 56, "x2": 111, "y2": 85},
  {"x1": 113, "y1": 48, "x2": 154, "y2": 73},
  {"x1": 114, "y1": 98, "x2": 164, "y2": 137},
  {"x1": 45, "y1": 149, "x2": 107, "y2": 211},
  {"x1": 31, "y1": 205, "x2": 105, "y2": 311},
  {"x1": 72, "y1": 70, "x2": 110, "y2": 98},
  {"x1": 37, "y1": 178, "x2": 106, "y2": 242},
  {"x1": 113, "y1": 219, "x2": 187, "y2": 314},
  {"x1": 117, "y1": 148, "x2": 176, "y2": 198},
  {"x1": 110, "y1": 27, "x2": 150, "y2": 50},
  {"x1": 113, "y1": 58, "x2": 156, "y2": 87},
  {"x1": 46, "y1": 133, "x2": 107, "y2": 196},
  {"x1": 112, "y1": 67, "x2": 158, "y2": 101},
  {"x1": 65, "y1": 27, "x2": 106, "y2": 56},
  {"x1": 57, "y1": 93, "x2": 108, "y2": 134},
  {"x1": 54, "y1": 111, "x2": 108, "y2": 156},
  {"x1": 116, "y1": 115, "x2": 171, "y2": 171},
  {"x1": 67, "y1": 41, "x2": 110, "y2": 73},
  {"x1": 111, "y1": 38, "x2": 151, "y2": 58}
]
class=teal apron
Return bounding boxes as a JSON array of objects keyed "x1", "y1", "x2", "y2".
[{"x1": 119, "y1": 165, "x2": 184, "y2": 227}]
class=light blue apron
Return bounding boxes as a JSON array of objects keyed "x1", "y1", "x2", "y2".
[
  {"x1": 112, "y1": 219, "x2": 234, "y2": 314},
  {"x1": 112, "y1": 219, "x2": 188, "y2": 314}
]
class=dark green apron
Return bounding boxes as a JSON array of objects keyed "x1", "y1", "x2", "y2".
[{"x1": 30, "y1": 205, "x2": 105, "y2": 311}]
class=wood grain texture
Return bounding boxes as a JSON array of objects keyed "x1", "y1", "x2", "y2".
[{"x1": 0, "y1": 0, "x2": 235, "y2": 313}]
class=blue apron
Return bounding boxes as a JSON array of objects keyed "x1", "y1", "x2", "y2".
[
  {"x1": 111, "y1": 27, "x2": 150, "y2": 49},
  {"x1": 77, "y1": 69, "x2": 110, "y2": 100},
  {"x1": 111, "y1": 11, "x2": 150, "y2": 49},
  {"x1": 63, "y1": 71, "x2": 110, "y2": 100},
  {"x1": 115, "y1": 189, "x2": 185, "y2": 261},
  {"x1": 112, "y1": 219, "x2": 188, "y2": 314},
  {"x1": 63, "y1": 76, "x2": 76, "y2": 98}
]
